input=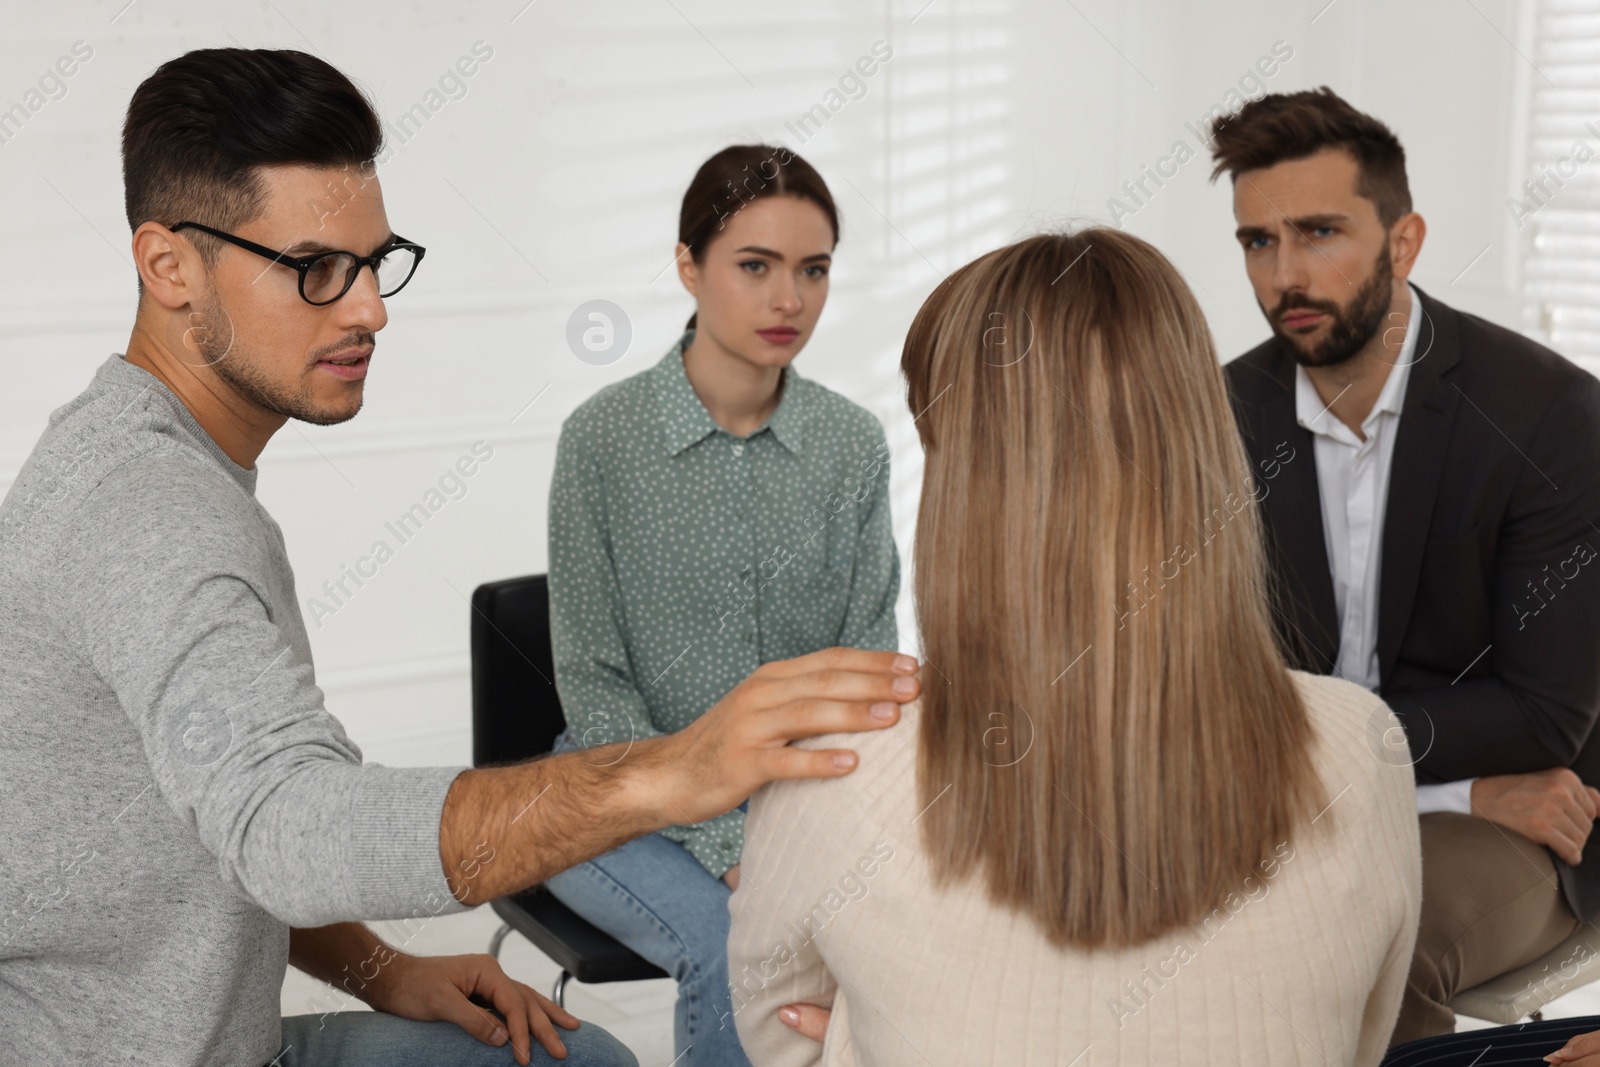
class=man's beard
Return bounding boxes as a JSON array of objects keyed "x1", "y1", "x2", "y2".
[
  {"x1": 192, "y1": 295, "x2": 365, "y2": 427},
  {"x1": 1266, "y1": 244, "x2": 1394, "y2": 369}
]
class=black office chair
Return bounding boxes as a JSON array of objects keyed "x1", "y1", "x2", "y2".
[{"x1": 470, "y1": 574, "x2": 668, "y2": 1007}]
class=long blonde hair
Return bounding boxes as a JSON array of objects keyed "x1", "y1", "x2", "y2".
[{"x1": 902, "y1": 228, "x2": 1325, "y2": 949}]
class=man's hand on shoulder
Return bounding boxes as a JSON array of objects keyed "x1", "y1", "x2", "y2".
[
  {"x1": 1470, "y1": 768, "x2": 1600, "y2": 865},
  {"x1": 627, "y1": 647, "x2": 920, "y2": 828},
  {"x1": 439, "y1": 647, "x2": 919, "y2": 906}
]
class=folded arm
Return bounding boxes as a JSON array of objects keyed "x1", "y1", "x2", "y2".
[
  {"x1": 1391, "y1": 375, "x2": 1600, "y2": 781},
  {"x1": 547, "y1": 421, "x2": 747, "y2": 879},
  {"x1": 726, "y1": 780, "x2": 837, "y2": 1066},
  {"x1": 836, "y1": 430, "x2": 901, "y2": 653}
]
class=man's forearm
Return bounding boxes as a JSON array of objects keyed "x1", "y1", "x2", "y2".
[
  {"x1": 288, "y1": 922, "x2": 399, "y2": 1006},
  {"x1": 439, "y1": 738, "x2": 679, "y2": 906},
  {"x1": 1394, "y1": 679, "x2": 1593, "y2": 781}
]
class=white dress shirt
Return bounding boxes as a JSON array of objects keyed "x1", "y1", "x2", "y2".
[{"x1": 1294, "y1": 283, "x2": 1474, "y2": 815}]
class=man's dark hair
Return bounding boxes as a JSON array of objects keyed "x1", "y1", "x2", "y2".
[
  {"x1": 1207, "y1": 86, "x2": 1412, "y2": 228},
  {"x1": 122, "y1": 48, "x2": 383, "y2": 265}
]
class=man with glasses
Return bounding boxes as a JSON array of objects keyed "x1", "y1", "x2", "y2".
[
  {"x1": 166, "y1": 220, "x2": 426, "y2": 308},
  {"x1": 0, "y1": 48, "x2": 919, "y2": 1067}
]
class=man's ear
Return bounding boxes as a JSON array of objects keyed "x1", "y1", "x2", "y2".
[
  {"x1": 1389, "y1": 211, "x2": 1426, "y2": 282},
  {"x1": 132, "y1": 222, "x2": 204, "y2": 311},
  {"x1": 675, "y1": 241, "x2": 700, "y2": 300}
]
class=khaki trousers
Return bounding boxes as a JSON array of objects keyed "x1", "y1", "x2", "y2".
[{"x1": 1389, "y1": 812, "x2": 1582, "y2": 1045}]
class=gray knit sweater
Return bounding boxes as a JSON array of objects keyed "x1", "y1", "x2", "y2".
[{"x1": 0, "y1": 355, "x2": 471, "y2": 1066}]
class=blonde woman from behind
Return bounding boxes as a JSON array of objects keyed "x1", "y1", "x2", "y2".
[{"x1": 726, "y1": 228, "x2": 1422, "y2": 1066}]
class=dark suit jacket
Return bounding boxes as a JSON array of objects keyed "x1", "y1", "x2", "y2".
[{"x1": 1225, "y1": 285, "x2": 1600, "y2": 921}]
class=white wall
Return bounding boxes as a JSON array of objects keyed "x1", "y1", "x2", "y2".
[{"x1": 0, "y1": 0, "x2": 1532, "y2": 766}]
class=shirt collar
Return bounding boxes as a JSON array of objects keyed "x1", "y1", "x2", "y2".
[
  {"x1": 1294, "y1": 282, "x2": 1420, "y2": 440},
  {"x1": 651, "y1": 329, "x2": 806, "y2": 457}
]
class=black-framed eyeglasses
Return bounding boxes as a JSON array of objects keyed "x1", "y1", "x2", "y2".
[{"x1": 170, "y1": 221, "x2": 426, "y2": 306}]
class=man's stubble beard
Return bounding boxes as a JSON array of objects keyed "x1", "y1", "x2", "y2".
[{"x1": 193, "y1": 294, "x2": 363, "y2": 427}]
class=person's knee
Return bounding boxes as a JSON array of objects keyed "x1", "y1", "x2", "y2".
[
  {"x1": 1405, "y1": 921, "x2": 1453, "y2": 1003},
  {"x1": 277, "y1": 1011, "x2": 638, "y2": 1067},
  {"x1": 674, "y1": 920, "x2": 736, "y2": 990},
  {"x1": 552, "y1": 1020, "x2": 639, "y2": 1067},
  {"x1": 404, "y1": 1015, "x2": 640, "y2": 1066}
]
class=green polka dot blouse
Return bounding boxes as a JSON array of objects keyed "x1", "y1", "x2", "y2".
[{"x1": 547, "y1": 330, "x2": 902, "y2": 878}]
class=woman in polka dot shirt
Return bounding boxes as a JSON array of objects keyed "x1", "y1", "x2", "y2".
[{"x1": 541, "y1": 144, "x2": 902, "y2": 1067}]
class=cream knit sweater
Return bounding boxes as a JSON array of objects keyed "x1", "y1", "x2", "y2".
[{"x1": 728, "y1": 670, "x2": 1422, "y2": 1066}]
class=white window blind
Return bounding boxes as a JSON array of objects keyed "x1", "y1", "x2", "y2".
[{"x1": 1521, "y1": 0, "x2": 1600, "y2": 375}]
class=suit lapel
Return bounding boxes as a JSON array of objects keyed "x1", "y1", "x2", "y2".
[{"x1": 1377, "y1": 286, "x2": 1463, "y2": 680}]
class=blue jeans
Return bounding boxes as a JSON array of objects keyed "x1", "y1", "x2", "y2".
[
  {"x1": 544, "y1": 734, "x2": 751, "y2": 1067},
  {"x1": 276, "y1": 1011, "x2": 637, "y2": 1066}
]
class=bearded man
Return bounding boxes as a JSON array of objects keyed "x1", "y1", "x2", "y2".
[{"x1": 1215, "y1": 87, "x2": 1600, "y2": 1045}]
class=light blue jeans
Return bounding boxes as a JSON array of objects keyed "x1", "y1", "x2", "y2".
[
  {"x1": 543, "y1": 733, "x2": 752, "y2": 1067},
  {"x1": 276, "y1": 1011, "x2": 637, "y2": 1066}
]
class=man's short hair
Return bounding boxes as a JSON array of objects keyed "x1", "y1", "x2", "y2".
[
  {"x1": 122, "y1": 48, "x2": 383, "y2": 265},
  {"x1": 1207, "y1": 86, "x2": 1412, "y2": 228}
]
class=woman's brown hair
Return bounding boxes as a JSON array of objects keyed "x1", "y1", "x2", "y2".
[
  {"x1": 677, "y1": 144, "x2": 840, "y2": 330},
  {"x1": 902, "y1": 228, "x2": 1325, "y2": 949}
]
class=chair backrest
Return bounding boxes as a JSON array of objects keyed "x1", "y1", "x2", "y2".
[{"x1": 470, "y1": 574, "x2": 566, "y2": 768}]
